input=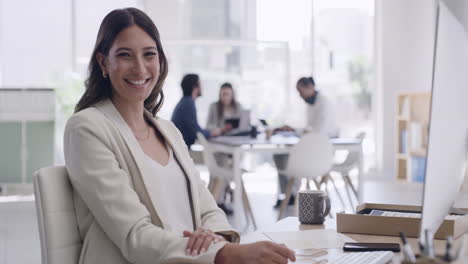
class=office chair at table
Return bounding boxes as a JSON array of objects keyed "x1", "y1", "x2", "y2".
[
  {"x1": 278, "y1": 133, "x2": 344, "y2": 220},
  {"x1": 33, "y1": 166, "x2": 82, "y2": 264},
  {"x1": 197, "y1": 132, "x2": 257, "y2": 230},
  {"x1": 331, "y1": 132, "x2": 366, "y2": 211}
]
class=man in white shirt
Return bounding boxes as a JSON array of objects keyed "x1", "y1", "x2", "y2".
[{"x1": 273, "y1": 76, "x2": 338, "y2": 208}]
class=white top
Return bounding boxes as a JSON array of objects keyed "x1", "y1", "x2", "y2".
[
  {"x1": 306, "y1": 93, "x2": 339, "y2": 137},
  {"x1": 144, "y1": 145, "x2": 194, "y2": 235}
]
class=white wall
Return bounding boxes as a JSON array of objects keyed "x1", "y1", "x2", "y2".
[
  {"x1": 144, "y1": 0, "x2": 188, "y2": 41},
  {"x1": 0, "y1": 0, "x2": 143, "y2": 87},
  {"x1": 375, "y1": 0, "x2": 436, "y2": 178},
  {"x1": 443, "y1": 0, "x2": 468, "y2": 33},
  {"x1": 0, "y1": 0, "x2": 72, "y2": 87}
]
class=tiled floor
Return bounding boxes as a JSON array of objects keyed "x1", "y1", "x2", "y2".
[{"x1": 0, "y1": 163, "x2": 358, "y2": 264}]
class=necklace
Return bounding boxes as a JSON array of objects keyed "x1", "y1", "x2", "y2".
[{"x1": 134, "y1": 124, "x2": 151, "y2": 141}]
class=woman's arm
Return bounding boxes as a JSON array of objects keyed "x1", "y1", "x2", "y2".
[
  {"x1": 206, "y1": 103, "x2": 219, "y2": 130},
  {"x1": 64, "y1": 112, "x2": 227, "y2": 263}
]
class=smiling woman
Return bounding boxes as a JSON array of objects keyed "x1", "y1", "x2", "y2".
[
  {"x1": 75, "y1": 8, "x2": 167, "y2": 116},
  {"x1": 96, "y1": 26, "x2": 160, "y2": 105},
  {"x1": 64, "y1": 7, "x2": 295, "y2": 264}
]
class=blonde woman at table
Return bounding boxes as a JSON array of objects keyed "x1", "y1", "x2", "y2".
[{"x1": 64, "y1": 7, "x2": 295, "y2": 264}]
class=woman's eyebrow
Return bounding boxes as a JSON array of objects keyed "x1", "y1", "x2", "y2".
[
  {"x1": 143, "y1": 46, "x2": 157, "y2": 51},
  {"x1": 115, "y1": 47, "x2": 131, "y2": 52}
]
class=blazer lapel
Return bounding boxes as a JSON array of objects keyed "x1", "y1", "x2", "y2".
[
  {"x1": 95, "y1": 99, "x2": 168, "y2": 228},
  {"x1": 146, "y1": 111, "x2": 202, "y2": 229}
]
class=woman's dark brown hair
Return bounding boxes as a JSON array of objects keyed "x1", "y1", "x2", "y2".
[
  {"x1": 216, "y1": 82, "x2": 238, "y2": 119},
  {"x1": 75, "y1": 8, "x2": 168, "y2": 115}
]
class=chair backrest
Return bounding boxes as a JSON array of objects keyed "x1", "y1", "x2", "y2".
[
  {"x1": 196, "y1": 132, "x2": 228, "y2": 178},
  {"x1": 341, "y1": 132, "x2": 366, "y2": 167},
  {"x1": 33, "y1": 166, "x2": 82, "y2": 264},
  {"x1": 286, "y1": 133, "x2": 334, "y2": 179}
]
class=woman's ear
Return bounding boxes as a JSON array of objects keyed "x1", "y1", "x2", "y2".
[{"x1": 96, "y1": 52, "x2": 108, "y2": 77}]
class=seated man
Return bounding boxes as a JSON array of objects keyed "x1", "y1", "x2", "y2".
[
  {"x1": 171, "y1": 73, "x2": 221, "y2": 148},
  {"x1": 274, "y1": 76, "x2": 339, "y2": 208}
]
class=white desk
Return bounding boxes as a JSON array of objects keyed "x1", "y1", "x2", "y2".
[
  {"x1": 242, "y1": 179, "x2": 468, "y2": 263},
  {"x1": 241, "y1": 216, "x2": 468, "y2": 263},
  {"x1": 209, "y1": 135, "x2": 363, "y2": 229}
]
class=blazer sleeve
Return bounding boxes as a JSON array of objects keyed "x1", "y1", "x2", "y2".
[
  {"x1": 197, "y1": 172, "x2": 240, "y2": 243},
  {"x1": 64, "y1": 113, "x2": 228, "y2": 264},
  {"x1": 168, "y1": 121, "x2": 240, "y2": 243}
]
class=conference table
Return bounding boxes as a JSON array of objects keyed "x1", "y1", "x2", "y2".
[{"x1": 209, "y1": 134, "x2": 363, "y2": 229}]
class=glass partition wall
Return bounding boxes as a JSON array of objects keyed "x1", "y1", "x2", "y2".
[
  {"x1": 160, "y1": 40, "x2": 290, "y2": 128},
  {"x1": 0, "y1": 0, "x2": 375, "y2": 184}
]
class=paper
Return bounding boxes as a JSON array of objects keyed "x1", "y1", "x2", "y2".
[
  {"x1": 264, "y1": 229, "x2": 355, "y2": 249},
  {"x1": 294, "y1": 249, "x2": 327, "y2": 261}
]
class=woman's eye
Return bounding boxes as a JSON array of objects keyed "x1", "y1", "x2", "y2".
[
  {"x1": 145, "y1": 52, "x2": 157, "y2": 57},
  {"x1": 117, "y1": 52, "x2": 130, "y2": 57}
]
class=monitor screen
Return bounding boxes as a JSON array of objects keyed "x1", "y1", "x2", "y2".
[
  {"x1": 225, "y1": 118, "x2": 240, "y2": 129},
  {"x1": 420, "y1": 0, "x2": 468, "y2": 245}
]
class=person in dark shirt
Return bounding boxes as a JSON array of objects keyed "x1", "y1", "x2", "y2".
[{"x1": 171, "y1": 74, "x2": 221, "y2": 147}]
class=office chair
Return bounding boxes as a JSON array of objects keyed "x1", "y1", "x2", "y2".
[
  {"x1": 33, "y1": 166, "x2": 82, "y2": 264},
  {"x1": 278, "y1": 133, "x2": 340, "y2": 220},
  {"x1": 196, "y1": 133, "x2": 257, "y2": 230},
  {"x1": 331, "y1": 132, "x2": 366, "y2": 211}
]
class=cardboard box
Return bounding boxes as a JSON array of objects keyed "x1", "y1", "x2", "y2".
[{"x1": 336, "y1": 203, "x2": 468, "y2": 239}]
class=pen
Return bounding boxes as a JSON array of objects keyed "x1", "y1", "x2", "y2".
[
  {"x1": 444, "y1": 236, "x2": 453, "y2": 261},
  {"x1": 400, "y1": 232, "x2": 416, "y2": 263}
]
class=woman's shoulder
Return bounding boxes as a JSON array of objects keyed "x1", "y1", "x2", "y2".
[
  {"x1": 153, "y1": 116, "x2": 181, "y2": 134},
  {"x1": 235, "y1": 101, "x2": 244, "y2": 108},
  {"x1": 68, "y1": 107, "x2": 104, "y2": 124},
  {"x1": 234, "y1": 102, "x2": 245, "y2": 112},
  {"x1": 208, "y1": 102, "x2": 218, "y2": 110},
  {"x1": 65, "y1": 107, "x2": 110, "y2": 133}
]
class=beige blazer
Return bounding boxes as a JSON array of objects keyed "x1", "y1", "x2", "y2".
[{"x1": 64, "y1": 99, "x2": 239, "y2": 264}]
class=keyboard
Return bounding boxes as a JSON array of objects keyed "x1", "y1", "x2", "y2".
[
  {"x1": 333, "y1": 251, "x2": 394, "y2": 264},
  {"x1": 369, "y1": 209, "x2": 460, "y2": 220}
]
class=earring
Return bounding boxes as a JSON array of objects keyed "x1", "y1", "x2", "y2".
[{"x1": 102, "y1": 72, "x2": 107, "y2": 78}]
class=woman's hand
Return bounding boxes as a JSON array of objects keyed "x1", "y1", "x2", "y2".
[
  {"x1": 215, "y1": 241, "x2": 296, "y2": 264},
  {"x1": 221, "y1": 123, "x2": 233, "y2": 134},
  {"x1": 210, "y1": 128, "x2": 222, "y2": 137},
  {"x1": 183, "y1": 228, "x2": 226, "y2": 256}
]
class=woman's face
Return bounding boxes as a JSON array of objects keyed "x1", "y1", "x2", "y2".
[
  {"x1": 220, "y1": 87, "x2": 233, "y2": 107},
  {"x1": 98, "y1": 25, "x2": 160, "y2": 105}
]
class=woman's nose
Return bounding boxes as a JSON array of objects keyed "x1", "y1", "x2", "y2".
[{"x1": 132, "y1": 56, "x2": 147, "y2": 75}]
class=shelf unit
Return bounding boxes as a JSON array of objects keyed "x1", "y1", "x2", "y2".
[
  {"x1": 396, "y1": 91, "x2": 431, "y2": 181},
  {"x1": 0, "y1": 88, "x2": 55, "y2": 184}
]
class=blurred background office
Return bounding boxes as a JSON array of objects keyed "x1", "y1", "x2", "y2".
[{"x1": 1, "y1": 0, "x2": 463, "y2": 263}]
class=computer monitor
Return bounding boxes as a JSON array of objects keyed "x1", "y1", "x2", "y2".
[
  {"x1": 223, "y1": 109, "x2": 251, "y2": 136},
  {"x1": 420, "y1": 0, "x2": 468, "y2": 245},
  {"x1": 224, "y1": 118, "x2": 240, "y2": 129},
  {"x1": 238, "y1": 109, "x2": 251, "y2": 131}
]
